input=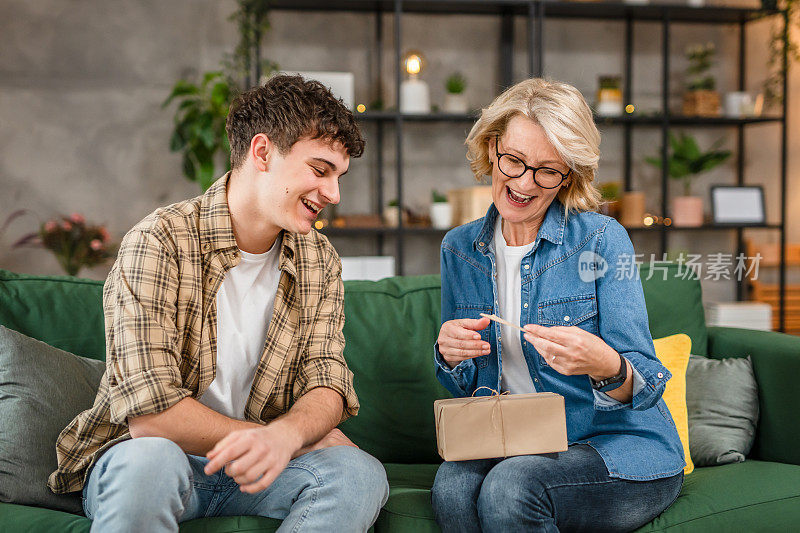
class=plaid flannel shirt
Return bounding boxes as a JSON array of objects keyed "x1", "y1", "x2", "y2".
[{"x1": 48, "y1": 173, "x2": 358, "y2": 494}]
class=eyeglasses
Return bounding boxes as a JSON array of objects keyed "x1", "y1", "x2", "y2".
[{"x1": 495, "y1": 135, "x2": 571, "y2": 189}]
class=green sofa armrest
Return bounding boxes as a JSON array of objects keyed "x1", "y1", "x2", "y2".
[{"x1": 707, "y1": 326, "x2": 800, "y2": 466}]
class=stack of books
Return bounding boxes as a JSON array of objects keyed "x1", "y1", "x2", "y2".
[{"x1": 704, "y1": 302, "x2": 772, "y2": 331}]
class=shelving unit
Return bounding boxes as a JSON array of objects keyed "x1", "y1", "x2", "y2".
[{"x1": 269, "y1": 0, "x2": 789, "y2": 332}]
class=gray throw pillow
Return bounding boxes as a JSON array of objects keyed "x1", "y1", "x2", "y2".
[
  {"x1": 686, "y1": 354, "x2": 759, "y2": 467},
  {"x1": 0, "y1": 325, "x2": 105, "y2": 513}
]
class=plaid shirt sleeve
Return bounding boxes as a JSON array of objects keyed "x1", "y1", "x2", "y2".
[
  {"x1": 105, "y1": 227, "x2": 193, "y2": 425},
  {"x1": 291, "y1": 252, "x2": 359, "y2": 422}
]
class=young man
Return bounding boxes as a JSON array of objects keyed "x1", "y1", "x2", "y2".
[{"x1": 48, "y1": 75, "x2": 388, "y2": 531}]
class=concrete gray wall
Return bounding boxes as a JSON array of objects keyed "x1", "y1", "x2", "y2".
[{"x1": 1, "y1": 1, "x2": 797, "y2": 304}]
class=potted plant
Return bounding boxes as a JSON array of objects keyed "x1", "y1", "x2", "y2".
[
  {"x1": 682, "y1": 43, "x2": 720, "y2": 117},
  {"x1": 430, "y1": 189, "x2": 453, "y2": 229},
  {"x1": 11, "y1": 213, "x2": 115, "y2": 276},
  {"x1": 383, "y1": 199, "x2": 407, "y2": 228},
  {"x1": 443, "y1": 72, "x2": 468, "y2": 114},
  {"x1": 598, "y1": 181, "x2": 622, "y2": 219},
  {"x1": 596, "y1": 76, "x2": 623, "y2": 117},
  {"x1": 164, "y1": 0, "x2": 278, "y2": 191},
  {"x1": 646, "y1": 132, "x2": 731, "y2": 227}
]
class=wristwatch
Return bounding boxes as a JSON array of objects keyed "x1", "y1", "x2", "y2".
[{"x1": 590, "y1": 353, "x2": 627, "y2": 393}]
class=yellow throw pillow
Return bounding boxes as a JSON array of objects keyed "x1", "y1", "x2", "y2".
[{"x1": 652, "y1": 333, "x2": 694, "y2": 475}]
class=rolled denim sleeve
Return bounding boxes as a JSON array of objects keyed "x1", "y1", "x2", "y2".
[
  {"x1": 592, "y1": 219, "x2": 671, "y2": 411},
  {"x1": 435, "y1": 242, "x2": 478, "y2": 397}
]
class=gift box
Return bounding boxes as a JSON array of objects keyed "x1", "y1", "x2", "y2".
[{"x1": 434, "y1": 390, "x2": 568, "y2": 461}]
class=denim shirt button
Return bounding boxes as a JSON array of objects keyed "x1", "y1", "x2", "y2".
[
  {"x1": 479, "y1": 241, "x2": 485, "y2": 247},
  {"x1": 563, "y1": 315, "x2": 570, "y2": 321},
  {"x1": 657, "y1": 372, "x2": 664, "y2": 379},
  {"x1": 524, "y1": 264, "x2": 530, "y2": 269}
]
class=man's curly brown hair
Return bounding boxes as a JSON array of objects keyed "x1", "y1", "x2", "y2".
[{"x1": 226, "y1": 74, "x2": 365, "y2": 169}]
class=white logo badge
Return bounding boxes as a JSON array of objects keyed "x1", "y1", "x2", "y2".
[{"x1": 578, "y1": 251, "x2": 608, "y2": 282}]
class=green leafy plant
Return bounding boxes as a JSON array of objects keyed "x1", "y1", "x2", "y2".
[
  {"x1": 432, "y1": 189, "x2": 448, "y2": 203},
  {"x1": 445, "y1": 72, "x2": 467, "y2": 95},
  {"x1": 599, "y1": 182, "x2": 621, "y2": 201},
  {"x1": 387, "y1": 199, "x2": 399, "y2": 207},
  {"x1": 685, "y1": 43, "x2": 716, "y2": 92},
  {"x1": 12, "y1": 213, "x2": 115, "y2": 276},
  {"x1": 645, "y1": 133, "x2": 731, "y2": 196},
  {"x1": 163, "y1": 0, "x2": 278, "y2": 191},
  {"x1": 763, "y1": 0, "x2": 800, "y2": 106},
  {"x1": 163, "y1": 72, "x2": 234, "y2": 191}
]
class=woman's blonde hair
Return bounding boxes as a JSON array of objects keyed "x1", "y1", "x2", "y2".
[{"x1": 466, "y1": 78, "x2": 602, "y2": 214}]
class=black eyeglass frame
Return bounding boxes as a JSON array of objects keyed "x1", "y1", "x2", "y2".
[{"x1": 494, "y1": 135, "x2": 571, "y2": 189}]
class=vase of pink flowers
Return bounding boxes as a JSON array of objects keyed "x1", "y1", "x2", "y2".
[{"x1": 12, "y1": 213, "x2": 115, "y2": 276}]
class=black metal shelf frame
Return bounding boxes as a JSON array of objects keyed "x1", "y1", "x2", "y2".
[{"x1": 270, "y1": 0, "x2": 789, "y2": 332}]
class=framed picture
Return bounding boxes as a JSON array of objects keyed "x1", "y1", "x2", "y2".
[{"x1": 710, "y1": 185, "x2": 766, "y2": 226}]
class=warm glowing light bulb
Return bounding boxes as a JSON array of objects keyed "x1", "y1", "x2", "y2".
[
  {"x1": 314, "y1": 221, "x2": 324, "y2": 230},
  {"x1": 625, "y1": 104, "x2": 635, "y2": 114},
  {"x1": 356, "y1": 104, "x2": 366, "y2": 113},
  {"x1": 406, "y1": 55, "x2": 422, "y2": 75},
  {"x1": 643, "y1": 216, "x2": 654, "y2": 226}
]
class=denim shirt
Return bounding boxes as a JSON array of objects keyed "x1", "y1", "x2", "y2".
[{"x1": 434, "y1": 200, "x2": 685, "y2": 481}]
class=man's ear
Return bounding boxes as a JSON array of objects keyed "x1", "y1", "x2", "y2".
[
  {"x1": 487, "y1": 136, "x2": 496, "y2": 162},
  {"x1": 250, "y1": 133, "x2": 272, "y2": 172}
]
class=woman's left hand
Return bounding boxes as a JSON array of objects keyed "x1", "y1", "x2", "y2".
[{"x1": 523, "y1": 324, "x2": 620, "y2": 380}]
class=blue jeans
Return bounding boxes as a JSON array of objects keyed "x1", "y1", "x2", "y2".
[
  {"x1": 431, "y1": 444, "x2": 683, "y2": 533},
  {"x1": 82, "y1": 437, "x2": 389, "y2": 533}
]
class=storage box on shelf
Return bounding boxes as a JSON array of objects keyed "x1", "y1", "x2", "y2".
[{"x1": 745, "y1": 240, "x2": 800, "y2": 335}]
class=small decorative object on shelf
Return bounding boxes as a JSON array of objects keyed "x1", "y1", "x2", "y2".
[
  {"x1": 683, "y1": 43, "x2": 720, "y2": 117},
  {"x1": 599, "y1": 181, "x2": 621, "y2": 219},
  {"x1": 723, "y1": 91, "x2": 763, "y2": 118},
  {"x1": 12, "y1": 213, "x2": 115, "y2": 277},
  {"x1": 443, "y1": 72, "x2": 468, "y2": 114},
  {"x1": 620, "y1": 191, "x2": 646, "y2": 228},
  {"x1": 331, "y1": 214, "x2": 383, "y2": 228},
  {"x1": 383, "y1": 200, "x2": 409, "y2": 228},
  {"x1": 430, "y1": 189, "x2": 453, "y2": 229},
  {"x1": 596, "y1": 76, "x2": 623, "y2": 117},
  {"x1": 400, "y1": 50, "x2": 430, "y2": 114},
  {"x1": 448, "y1": 186, "x2": 493, "y2": 227},
  {"x1": 646, "y1": 132, "x2": 731, "y2": 227},
  {"x1": 710, "y1": 185, "x2": 766, "y2": 226}
]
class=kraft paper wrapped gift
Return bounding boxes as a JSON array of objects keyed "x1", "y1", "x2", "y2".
[{"x1": 434, "y1": 391, "x2": 568, "y2": 461}]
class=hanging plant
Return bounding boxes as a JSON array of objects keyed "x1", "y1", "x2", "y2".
[{"x1": 763, "y1": 1, "x2": 799, "y2": 107}]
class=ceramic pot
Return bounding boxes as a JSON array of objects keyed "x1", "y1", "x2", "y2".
[
  {"x1": 430, "y1": 202, "x2": 453, "y2": 229},
  {"x1": 671, "y1": 196, "x2": 704, "y2": 227},
  {"x1": 443, "y1": 93, "x2": 468, "y2": 114}
]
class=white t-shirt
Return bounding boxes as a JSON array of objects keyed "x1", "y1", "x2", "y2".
[
  {"x1": 199, "y1": 236, "x2": 282, "y2": 420},
  {"x1": 494, "y1": 217, "x2": 538, "y2": 394}
]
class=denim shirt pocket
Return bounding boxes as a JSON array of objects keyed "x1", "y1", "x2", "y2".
[
  {"x1": 455, "y1": 303, "x2": 493, "y2": 369},
  {"x1": 537, "y1": 295, "x2": 599, "y2": 365}
]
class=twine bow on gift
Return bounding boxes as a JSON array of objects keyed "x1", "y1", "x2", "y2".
[{"x1": 465, "y1": 386, "x2": 511, "y2": 458}]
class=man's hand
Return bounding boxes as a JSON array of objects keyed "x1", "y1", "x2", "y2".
[{"x1": 204, "y1": 422, "x2": 300, "y2": 494}]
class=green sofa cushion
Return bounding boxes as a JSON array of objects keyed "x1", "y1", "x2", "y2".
[
  {"x1": 639, "y1": 263, "x2": 708, "y2": 356},
  {"x1": 0, "y1": 270, "x2": 105, "y2": 361},
  {"x1": 635, "y1": 461, "x2": 800, "y2": 532},
  {"x1": 339, "y1": 276, "x2": 451, "y2": 465}
]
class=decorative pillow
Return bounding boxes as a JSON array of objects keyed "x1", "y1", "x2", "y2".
[
  {"x1": 0, "y1": 325, "x2": 105, "y2": 513},
  {"x1": 686, "y1": 354, "x2": 759, "y2": 467},
  {"x1": 652, "y1": 334, "x2": 694, "y2": 475}
]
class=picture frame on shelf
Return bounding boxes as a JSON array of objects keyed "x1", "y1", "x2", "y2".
[{"x1": 710, "y1": 185, "x2": 766, "y2": 226}]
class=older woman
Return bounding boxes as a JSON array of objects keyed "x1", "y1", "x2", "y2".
[{"x1": 431, "y1": 78, "x2": 685, "y2": 532}]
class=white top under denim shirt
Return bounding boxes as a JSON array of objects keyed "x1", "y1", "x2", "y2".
[
  {"x1": 493, "y1": 216, "x2": 537, "y2": 394},
  {"x1": 433, "y1": 200, "x2": 685, "y2": 481}
]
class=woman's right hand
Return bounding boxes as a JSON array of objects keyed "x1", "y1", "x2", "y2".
[{"x1": 437, "y1": 317, "x2": 491, "y2": 368}]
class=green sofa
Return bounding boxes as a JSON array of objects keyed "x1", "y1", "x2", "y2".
[{"x1": 1, "y1": 263, "x2": 799, "y2": 532}]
